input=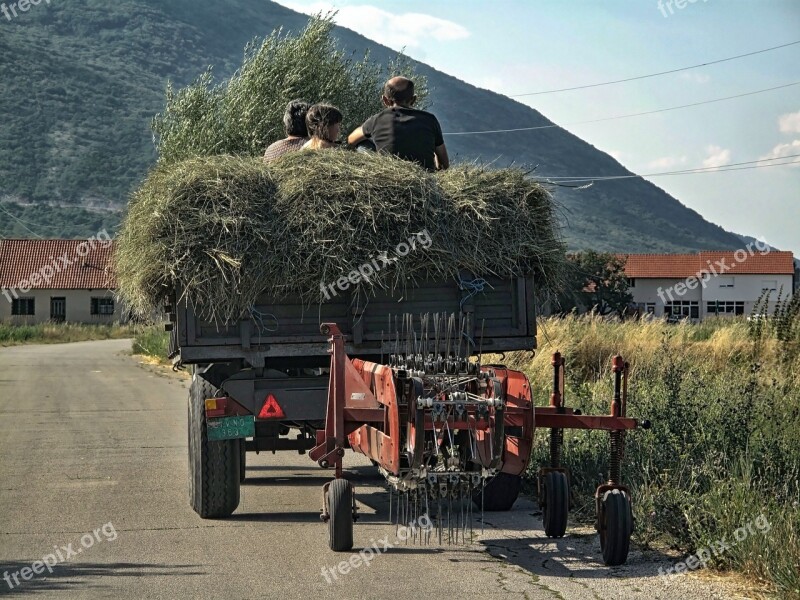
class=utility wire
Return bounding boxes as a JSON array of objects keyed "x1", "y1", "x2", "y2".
[
  {"x1": 543, "y1": 153, "x2": 800, "y2": 180},
  {"x1": 444, "y1": 81, "x2": 800, "y2": 136},
  {"x1": 510, "y1": 40, "x2": 800, "y2": 96},
  {"x1": 0, "y1": 203, "x2": 45, "y2": 239},
  {"x1": 540, "y1": 156, "x2": 800, "y2": 184}
]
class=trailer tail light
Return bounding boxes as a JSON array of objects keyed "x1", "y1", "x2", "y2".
[
  {"x1": 205, "y1": 397, "x2": 227, "y2": 418},
  {"x1": 258, "y1": 394, "x2": 286, "y2": 419}
]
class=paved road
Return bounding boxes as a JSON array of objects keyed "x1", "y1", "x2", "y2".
[{"x1": 0, "y1": 340, "x2": 741, "y2": 599}]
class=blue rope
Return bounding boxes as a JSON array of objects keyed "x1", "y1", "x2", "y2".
[
  {"x1": 248, "y1": 306, "x2": 279, "y2": 333},
  {"x1": 458, "y1": 276, "x2": 489, "y2": 309}
]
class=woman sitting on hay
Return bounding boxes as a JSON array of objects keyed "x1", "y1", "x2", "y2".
[{"x1": 303, "y1": 103, "x2": 343, "y2": 151}]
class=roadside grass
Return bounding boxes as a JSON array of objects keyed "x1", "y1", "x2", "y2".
[
  {"x1": 131, "y1": 327, "x2": 170, "y2": 363},
  {"x1": 509, "y1": 313, "x2": 800, "y2": 599},
  {"x1": 0, "y1": 322, "x2": 137, "y2": 346}
]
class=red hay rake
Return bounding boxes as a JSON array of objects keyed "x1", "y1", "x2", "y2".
[{"x1": 310, "y1": 318, "x2": 650, "y2": 565}]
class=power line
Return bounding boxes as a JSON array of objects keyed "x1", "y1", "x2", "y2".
[
  {"x1": 543, "y1": 153, "x2": 800, "y2": 180},
  {"x1": 539, "y1": 156, "x2": 800, "y2": 184},
  {"x1": 443, "y1": 81, "x2": 800, "y2": 136},
  {"x1": 510, "y1": 40, "x2": 800, "y2": 97},
  {"x1": 0, "y1": 203, "x2": 45, "y2": 239}
]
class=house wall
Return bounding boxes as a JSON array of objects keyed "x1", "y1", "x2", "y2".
[
  {"x1": 630, "y1": 273, "x2": 793, "y2": 320},
  {"x1": 0, "y1": 289, "x2": 123, "y2": 324}
]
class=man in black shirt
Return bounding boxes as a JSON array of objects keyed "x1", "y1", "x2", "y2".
[{"x1": 348, "y1": 77, "x2": 449, "y2": 171}]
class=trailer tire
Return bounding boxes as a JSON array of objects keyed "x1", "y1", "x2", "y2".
[
  {"x1": 188, "y1": 376, "x2": 241, "y2": 518},
  {"x1": 599, "y1": 489, "x2": 632, "y2": 566},
  {"x1": 327, "y1": 479, "x2": 354, "y2": 551},
  {"x1": 473, "y1": 472, "x2": 522, "y2": 512}
]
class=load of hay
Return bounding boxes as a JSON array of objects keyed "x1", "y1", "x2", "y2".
[{"x1": 115, "y1": 151, "x2": 565, "y2": 324}]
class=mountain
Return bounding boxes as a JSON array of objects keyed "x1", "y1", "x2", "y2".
[{"x1": 0, "y1": 0, "x2": 744, "y2": 252}]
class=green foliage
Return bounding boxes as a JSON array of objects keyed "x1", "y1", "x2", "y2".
[
  {"x1": 749, "y1": 287, "x2": 800, "y2": 360},
  {"x1": 152, "y1": 15, "x2": 426, "y2": 163},
  {"x1": 556, "y1": 250, "x2": 633, "y2": 315}
]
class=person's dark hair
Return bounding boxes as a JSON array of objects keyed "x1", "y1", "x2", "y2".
[
  {"x1": 284, "y1": 99, "x2": 310, "y2": 137},
  {"x1": 305, "y1": 103, "x2": 343, "y2": 142},
  {"x1": 384, "y1": 77, "x2": 415, "y2": 106}
]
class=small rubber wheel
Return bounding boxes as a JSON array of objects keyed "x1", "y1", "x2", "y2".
[
  {"x1": 328, "y1": 479, "x2": 354, "y2": 551},
  {"x1": 600, "y1": 489, "x2": 632, "y2": 566},
  {"x1": 239, "y1": 439, "x2": 247, "y2": 484},
  {"x1": 542, "y1": 471, "x2": 569, "y2": 538},
  {"x1": 472, "y1": 472, "x2": 522, "y2": 511}
]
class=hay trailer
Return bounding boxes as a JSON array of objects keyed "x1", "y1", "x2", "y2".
[{"x1": 170, "y1": 275, "x2": 650, "y2": 565}]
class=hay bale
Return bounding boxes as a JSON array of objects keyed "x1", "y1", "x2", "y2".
[{"x1": 115, "y1": 151, "x2": 565, "y2": 324}]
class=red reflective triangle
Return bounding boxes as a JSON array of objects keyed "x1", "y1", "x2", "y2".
[{"x1": 258, "y1": 394, "x2": 286, "y2": 419}]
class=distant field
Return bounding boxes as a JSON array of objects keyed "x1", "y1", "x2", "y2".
[{"x1": 0, "y1": 322, "x2": 137, "y2": 346}]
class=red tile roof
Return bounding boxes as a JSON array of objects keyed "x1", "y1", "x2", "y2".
[
  {"x1": 0, "y1": 239, "x2": 116, "y2": 290},
  {"x1": 622, "y1": 251, "x2": 795, "y2": 278}
]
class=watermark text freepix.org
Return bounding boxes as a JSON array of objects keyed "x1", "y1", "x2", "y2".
[
  {"x1": 320, "y1": 229, "x2": 432, "y2": 301},
  {"x1": 320, "y1": 514, "x2": 432, "y2": 583},
  {"x1": 656, "y1": 237, "x2": 770, "y2": 304},
  {"x1": 1, "y1": 0, "x2": 50, "y2": 22},
  {"x1": 657, "y1": 0, "x2": 709, "y2": 18},
  {"x1": 658, "y1": 513, "x2": 770, "y2": 585},
  {"x1": 1, "y1": 229, "x2": 113, "y2": 304},
  {"x1": 3, "y1": 522, "x2": 117, "y2": 590}
]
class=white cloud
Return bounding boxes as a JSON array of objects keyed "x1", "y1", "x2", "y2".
[
  {"x1": 702, "y1": 145, "x2": 731, "y2": 169},
  {"x1": 678, "y1": 72, "x2": 710, "y2": 84},
  {"x1": 778, "y1": 111, "x2": 800, "y2": 134},
  {"x1": 276, "y1": 2, "x2": 470, "y2": 50},
  {"x1": 647, "y1": 155, "x2": 687, "y2": 169},
  {"x1": 759, "y1": 139, "x2": 800, "y2": 165},
  {"x1": 607, "y1": 150, "x2": 624, "y2": 161}
]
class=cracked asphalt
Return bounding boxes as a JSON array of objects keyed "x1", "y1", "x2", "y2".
[{"x1": 0, "y1": 340, "x2": 746, "y2": 598}]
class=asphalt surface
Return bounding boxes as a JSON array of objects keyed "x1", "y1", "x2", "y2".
[{"x1": 0, "y1": 340, "x2": 743, "y2": 599}]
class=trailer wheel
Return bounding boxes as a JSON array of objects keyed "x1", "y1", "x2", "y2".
[
  {"x1": 188, "y1": 376, "x2": 241, "y2": 518},
  {"x1": 599, "y1": 489, "x2": 632, "y2": 566},
  {"x1": 327, "y1": 479, "x2": 354, "y2": 551},
  {"x1": 239, "y1": 439, "x2": 247, "y2": 484},
  {"x1": 542, "y1": 471, "x2": 569, "y2": 538},
  {"x1": 473, "y1": 472, "x2": 522, "y2": 511}
]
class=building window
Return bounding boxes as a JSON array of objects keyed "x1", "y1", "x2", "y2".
[
  {"x1": 91, "y1": 297, "x2": 115, "y2": 315},
  {"x1": 636, "y1": 302, "x2": 656, "y2": 314},
  {"x1": 11, "y1": 298, "x2": 35, "y2": 316},
  {"x1": 761, "y1": 280, "x2": 777, "y2": 292},
  {"x1": 666, "y1": 301, "x2": 699, "y2": 319},
  {"x1": 628, "y1": 277, "x2": 636, "y2": 288},
  {"x1": 717, "y1": 277, "x2": 734, "y2": 288},
  {"x1": 707, "y1": 301, "x2": 745, "y2": 315}
]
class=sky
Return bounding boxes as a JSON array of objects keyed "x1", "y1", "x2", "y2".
[{"x1": 274, "y1": 0, "x2": 800, "y2": 255}]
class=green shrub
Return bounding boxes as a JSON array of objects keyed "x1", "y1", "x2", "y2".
[
  {"x1": 131, "y1": 327, "x2": 170, "y2": 361},
  {"x1": 152, "y1": 15, "x2": 425, "y2": 163}
]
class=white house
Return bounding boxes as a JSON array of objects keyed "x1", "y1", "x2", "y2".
[
  {"x1": 623, "y1": 250, "x2": 795, "y2": 321},
  {"x1": 0, "y1": 239, "x2": 124, "y2": 324}
]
